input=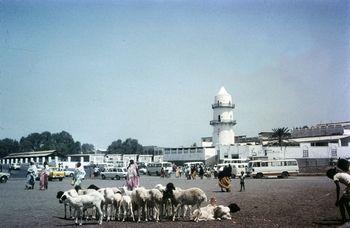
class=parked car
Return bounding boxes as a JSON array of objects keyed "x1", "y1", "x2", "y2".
[
  {"x1": 64, "y1": 168, "x2": 75, "y2": 177},
  {"x1": 48, "y1": 167, "x2": 65, "y2": 181},
  {"x1": 139, "y1": 167, "x2": 147, "y2": 175},
  {"x1": 0, "y1": 172, "x2": 10, "y2": 183},
  {"x1": 100, "y1": 167, "x2": 127, "y2": 180},
  {"x1": 10, "y1": 163, "x2": 21, "y2": 170}
]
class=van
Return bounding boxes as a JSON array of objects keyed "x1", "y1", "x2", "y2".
[
  {"x1": 146, "y1": 162, "x2": 172, "y2": 176},
  {"x1": 246, "y1": 159, "x2": 299, "y2": 178},
  {"x1": 216, "y1": 163, "x2": 247, "y2": 178},
  {"x1": 183, "y1": 162, "x2": 204, "y2": 171}
]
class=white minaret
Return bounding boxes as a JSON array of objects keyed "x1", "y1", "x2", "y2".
[{"x1": 210, "y1": 86, "x2": 236, "y2": 146}]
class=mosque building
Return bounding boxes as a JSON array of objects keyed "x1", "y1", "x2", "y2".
[{"x1": 163, "y1": 86, "x2": 350, "y2": 169}]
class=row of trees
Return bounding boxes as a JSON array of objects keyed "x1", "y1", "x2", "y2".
[
  {"x1": 0, "y1": 131, "x2": 145, "y2": 158},
  {"x1": 0, "y1": 131, "x2": 94, "y2": 158},
  {"x1": 0, "y1": 127, "x2": 291, "y2": 158}
]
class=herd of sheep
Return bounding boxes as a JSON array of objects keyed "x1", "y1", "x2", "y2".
[{"x1": 56, "y1": 182, "x2": 240, "y2": 226}]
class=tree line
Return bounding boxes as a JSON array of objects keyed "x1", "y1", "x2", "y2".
[{"x1": 0, "y1": 130, "x2": 144, "y2": 158}]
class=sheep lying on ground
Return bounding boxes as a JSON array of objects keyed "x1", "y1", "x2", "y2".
[
  {"x1": 59, "y1": 189, "x2": 105, "y2": 225},
  {"x1": 191, "y1": 203, "x2": 240, "y2": 222},
  {"x1": 163, "y1": 183, "x2": 207, "y2": 221}
]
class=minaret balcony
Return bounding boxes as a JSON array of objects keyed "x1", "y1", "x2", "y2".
[
  {"x1": 210, "y1": 120, "x2": 237, "y2": 125},
  {"x1": 212, "y1": 103, "x2": 235, "y2": 109}
]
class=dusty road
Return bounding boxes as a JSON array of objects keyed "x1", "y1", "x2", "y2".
[{"x1": 0, "y1": 175, "x2": 342, "y2": 227}]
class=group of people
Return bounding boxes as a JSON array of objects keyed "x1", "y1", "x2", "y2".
[
  {"x1": 25, "y1": 161, "x2": 86, "y2": 190},
  {"x1": 25, "y1": 161, "x2": 50, "y2": 190}
]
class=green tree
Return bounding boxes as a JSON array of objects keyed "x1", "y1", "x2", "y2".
[
  {"x1": 272, "y1": 127, "x2": 291, "y2": 149},
  {"x1": 107, "y1": 138, "x2": 143, "y2": 154},
  {"x1": 82, "y1": 143, "x2": 95, "y2": 154},
  {"x1": 0, "y1": 138, "x2": 20, "y2": 158}
]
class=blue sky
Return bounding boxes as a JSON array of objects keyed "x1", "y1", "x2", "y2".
[{"x1": 0, "y1": 0, "x2": 349, "y2": 149}]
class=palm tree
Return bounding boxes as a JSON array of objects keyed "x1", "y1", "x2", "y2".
[{"x1": 272, "y1": 127, "x2": 291, "y2": 150}]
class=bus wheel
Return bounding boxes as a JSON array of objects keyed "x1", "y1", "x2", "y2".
[
  {"x1": 256, "y1": 173, "x2": 263, "y2": 179},
  {"x1": 281, "y1": 172, "x2": 289, "y2": 178}
]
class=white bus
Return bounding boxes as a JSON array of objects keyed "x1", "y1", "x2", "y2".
[
  {"x1": 246, "y1": 159, "x2": 299, "y2": 178},
  {"x1": 146, "y1": 162, "x2": 172, "y2": 176}
]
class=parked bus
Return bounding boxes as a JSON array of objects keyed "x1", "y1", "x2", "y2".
[
  {"x1": 146, "y1": 162, "x2": 172, "y2": 176},
  {"x1": 246, "y1": 159, "x2": 299, "y2": 178}
]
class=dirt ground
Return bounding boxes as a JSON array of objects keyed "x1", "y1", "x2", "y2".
[{"x1": 0, "y1": 175, "x2": 345, "y2": 227}]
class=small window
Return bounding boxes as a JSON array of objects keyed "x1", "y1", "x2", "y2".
[
  {"x1": 261, "y1": 162, "x2": 268, "y2": 167},
  {"x1": 331, "y1": 148, "x2": 337, "y2": 157},
  {"x1": 303, "y1": 149, "x2": 309, "y2": 158}
]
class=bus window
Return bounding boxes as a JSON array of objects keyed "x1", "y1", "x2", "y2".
[{"x1": 261, "y1": 162, "x2": 268, "y2": 167}]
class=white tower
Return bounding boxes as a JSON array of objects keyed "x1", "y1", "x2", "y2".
[{"x1": 210, "y1": 86, "x2": 236, "y2": 146}]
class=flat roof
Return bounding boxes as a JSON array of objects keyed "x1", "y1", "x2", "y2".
[{"x1": 3, "y1": 150, "x2": 56, "y2": 159}]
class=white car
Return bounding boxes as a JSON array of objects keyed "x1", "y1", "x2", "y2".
[
  {"x1": 10, "y1": 163, "x2": 21, "y2": 170},
  {"x1": 100, "y1": 167, "x2": 127, "y2": 180},
  {"x1": 64, "y1": 168, "x2": 75, "y2": 177},
  {"x1": 139, "y1": 167, "x2": 147, "y2": 175}
]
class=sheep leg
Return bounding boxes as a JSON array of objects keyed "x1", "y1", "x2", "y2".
[
  {"x1": 137, "y1": 206, "x2": 142, "y2": 223},
  {"x1": 172, "y1": 204, "x2": 182, "y2": 221},
  {"x1": 96, "y1": 205, "x2": 103, "y2": 225},
  {"x1": 144, "y1": 202, "x2": 148, "y2": 222},
  {"x1": 64, "y1": 204, "x2": 67, "y2": 219},
  {"x1": 130, "y1": 203, "x2": 135, "y2": 222}
]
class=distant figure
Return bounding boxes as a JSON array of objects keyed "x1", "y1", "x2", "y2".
[
  {"x1": 72, "y1": 162, "x2": 86, "y2": 187},
  {"x1": 175, "y1": 166, "x2": 180, "y2": 178},
  {"x1": 199, "y1": 166, "x2": 204, "y2": 179},
  {"x1": 160, "y1": 167, "x2": 165, "y2": 178},
  {"x1": 239, "y1": 171, "x2": 246, "y2": 192},
  {"x1": 25, "y1": 161, "x2": 38, "y2": 190},
  {"x1": 327, "y1": 166, "x2": 350, "y2": 224},
  {"x1": 93, "y1": 165, "x2": 99, "y2": 178},
  {"x1": 218, "y1": 166, "x2": 231, "y2": 192},
  {"x1": 126, "y1": 160, "x2": 139, "y2": 190},
  {"x1": 39, "y1": 161, "x2": 50, "y2": 190},
  {"x1": 191, "y1": 166, "x2": 197, "y2": 180}
]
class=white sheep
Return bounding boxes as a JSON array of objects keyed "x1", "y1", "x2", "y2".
[
  {"x1": 59, "y1": 189, "x2": 105, "y2": 225},
  {"x1": 121, "y1": 186, "x2": 149, "y2": 222},
  {"x1": 146, "y1": 188, "x2": 163, "y2": 222},
  {"x1": 120, "y1": 195, "x2": 135, "y2": 222},
  {"x1": 87, "y1": 185, "x2": 116, "y2": 222},
  {"x1": 163, "y1": 183, "x2": 207, "y2": 221}
]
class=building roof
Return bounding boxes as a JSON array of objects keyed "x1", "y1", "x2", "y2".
[
  {"x1": 289, "y1": 135, "x2": 350, "y2": 143},
  {"x1": 3, "y1": 150, "x2": 56, "y2": 159}
]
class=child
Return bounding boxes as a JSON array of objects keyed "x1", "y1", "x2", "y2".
[
  {"x1": 239, "y1": 171, "x2": 246, "y2": 192},
  {"x1": 327, "y1": 167, "x2": 350, "y2": 223}
]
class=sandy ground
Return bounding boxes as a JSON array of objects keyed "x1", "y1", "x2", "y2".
[{"x1": 0, "y1": 175, "x2": 344, "y2": 227}]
